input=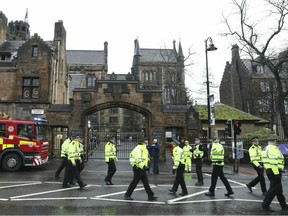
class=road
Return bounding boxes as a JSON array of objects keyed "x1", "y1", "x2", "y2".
[{"x1": 0, "y1": 158, "x2": 287, "y2": 215}]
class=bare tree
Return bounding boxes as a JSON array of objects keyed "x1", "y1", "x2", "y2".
[
  {"x1": 223, "y1": 0, "x2": 288, "y2": 137},
  {"x1": 159, "y1": 44, "x2": 195, "y2": 105}
]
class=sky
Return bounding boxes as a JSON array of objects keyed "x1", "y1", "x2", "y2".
[{"x1": 1, "y1": 0, "x2": 250, "y2": 104}]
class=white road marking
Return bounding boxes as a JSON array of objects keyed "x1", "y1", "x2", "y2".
[
  {"x1": 94, "y1": 185, "x2": 157, "y2": 198},
  {"x1": 167, "y1": 190, "x2": 209, "y2": 204},
  {"x1": 11, "y1": 197, "x2": 87, "y2": 201},
  {"x1": 0, "y1": 182, "x2": 42, "y2": 189},
  {"x1": 10, "y1": 185, "x2": 92, "y2": 199},
  {"x1": 91, "y1": 197, "x2": 165, "y2": 205},
  {"x1": 169, "y1": 198, "x2": 233, "y2": 204},
  {"x1": 0, "y1": 198, "x2": 9, "y2": 201}
]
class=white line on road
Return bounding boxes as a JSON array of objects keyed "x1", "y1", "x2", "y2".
[
  {"x1": 167, "y1": 190, "x2": 209, "y2": 204},
  {"x1": 11, "y1": 197, "x2": 87, "y2": 201},
  {"x1": 94, "y1": 185, "x2": 157, "y2": 198},
  {"x1": 10, "y1": 185, "x2": 92, "y2": 199},
  {"x1": 168, "y1": 198, "x2": 233, "y2": 204},
  {"x1": 0, "y1": 182, "x2": 42, "y2": 189},
  {"x1": 91, "y1": 197, "x2": 165, "y2": 205}
]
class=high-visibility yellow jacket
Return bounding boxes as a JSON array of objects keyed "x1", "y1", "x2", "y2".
[
  {"x1": 210, "y1": 141, "x2": 224, "y2": 166},
  {"x1": 262, "y1": 144, "x2": 284, "y2": 175},
  {"x1": 129, "y1": 143, "x2": 149, "y2": 169},
  {"x1": 193, "y1": 144, "x2": 204, "y2": 159},
  {"x1": 105, "y1": 141, "x2": 117, "y2": 162},
  {"x1": 67, "y1": 140, "x2": 81, "y2": 166},
  {"x1": 172, "y1": 145, "x2": 185, "y2": 169},
  {"x1": 183, "y1": 145, "x2": 192, "y2": 159},
  {"x1": 60, "y1": 138, "x2": 71, "y2": 158},
  {"x1": 248, "y1": 144, "x2": 263, "y2": 167}
]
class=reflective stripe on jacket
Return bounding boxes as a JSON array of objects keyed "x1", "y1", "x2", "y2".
[
  {"x1": 210, "y1": 141, "x2": 224, "y2": 166},
  {"x1": 193, "y1": 144, "x2": 204, "y2": 159},
  {"x1": 248, "y1": 144, "x2": 262, "y2": 167},
  {"x1": 172, "y1": 146, "x2": 185, "y2": 169},
  {"x1": 129, "y1": 144, "x2": 149, "y2": 169},
  {"x1": 263, "y1": 144, "x2": 284, "y2": 175},
  {"x1": 105, "y1": 141, "x2": 117, "y2": 162}
]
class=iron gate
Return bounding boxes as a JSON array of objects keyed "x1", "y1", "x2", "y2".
[{"x1": 87, "y1": 131, "x2": 145, "y2": 160}]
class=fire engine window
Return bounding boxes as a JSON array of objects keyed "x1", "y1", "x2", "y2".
[
  {"x1": 0, "y1": 123, "x2": 6, "y2": 137},
  {"x1": 18, "y1": 124, "x2": 30, "y2": 138}
]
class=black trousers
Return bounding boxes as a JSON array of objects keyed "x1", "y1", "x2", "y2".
[
  {"x1": 63, "y1": 161, "x2": 84, "y2": 187},
  {"x1": 105, "y1": 159, "x2": 116, "y2": 182},
  {"x1": 171, "y1": 164, "x2": 188, "y2": 194},
  {"x1": 55, "y1": 157, "x2": 67, "y2": 177},
  {"x1": 209, "y1": 165, "x2": 233, "y2": 193},
  {"x1": 125, "y1": 166, "x2": 154, "y2": 198},
  {"x1": 152, "y1": 156, "x2": 159, "y2": 174},
  {"x1": 194, "y1": 158, "x2": 203, "y2": 183},
  {"x1": 248, "y1": 164, "x2": 267, "y2": 192},
  {"x1": 263, "y1": 169, "x2": 286, "y2": 207}
]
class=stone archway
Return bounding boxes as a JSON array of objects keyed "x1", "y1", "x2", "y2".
[{"x1": 81, "y1": 101, "x2": 153, "y2": 160}]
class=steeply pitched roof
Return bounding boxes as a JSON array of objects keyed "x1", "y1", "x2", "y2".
[
  {"x1": 66, "y1": 50, "x2": 105, "y2": 65},
  {"x1": 0, "y1": 41, "x2": 25, "y2": 53},
  {"x1": 140, "y1": 48, "x2": 177, "y2": 63},
  {"x1": 195, "y1": 102, "x2": 269, "y2": 122}
]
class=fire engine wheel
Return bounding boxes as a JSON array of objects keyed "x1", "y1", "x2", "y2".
[{"x1": 2, "y1": 153, "x2": 23, "y2": 171}]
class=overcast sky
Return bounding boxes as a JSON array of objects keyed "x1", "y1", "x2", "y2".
[{"x1": 1, "y1": 0, "x2": 253, "y2": 104}]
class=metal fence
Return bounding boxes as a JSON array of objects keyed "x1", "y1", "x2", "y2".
[{"x1": 87, "y1": 131, "x2": 144, "y2": 160}]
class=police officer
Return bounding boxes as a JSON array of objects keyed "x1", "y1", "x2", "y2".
[
  {"x1": 262, "y1": 137, "x2": 288, "y2": 212},
  {"x1": 205, "y1": 138, "x2": 234, "y2": 197},
  {"x1": 193, "y1": 138, "x2": 204, "y2": 186},
  {"x1": 168, "y1": 141, "x2": 188, "y2": 196},
  {"x1": 246, "y1": 137, "x2": 267, "y2": 195},
  {"x1": 183, "y1": 140, "x2": 192, "y2": 173},
  {"x1": 77, "y1": 139, "x2": 85, "y2": 173},
  {"x1": 62, "y1": 136, "x2": 87, "y2": 188},
  {"x1": 124, "y1": 139, "x2": 158, "y2": 201},
  {"x1": 104, "y1": 137, "x2": 117, "y2": 185},
  {"x1": 55, "y1": 136, "x2": 71, "y2": 178}
]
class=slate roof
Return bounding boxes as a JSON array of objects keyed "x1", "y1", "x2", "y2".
[
  {"x1": 66, "y1": 50, "x2": 105, "y2": 65},
  {"x1": 70, "y1": 74, "x2": 85, "y2": 97},
  {"x1": 140, "y1": 48, "x2": 177, "y2": 63},
  {"x1": 195, "y1": 102, "x2": 269, "y2": 123},
  {"x1": 0, "y1": 40, "x2": 54, "y2": 53},
  {"x1": 241, "y1": 58, "x2": 288, "y2": 79},
  {"x1": 0, "y1": 41, "x2": 25, "y2": 53}
]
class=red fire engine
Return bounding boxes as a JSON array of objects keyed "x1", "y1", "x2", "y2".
[{"x1": 0, "y1": 116, "x2": 49, "y2": 171}]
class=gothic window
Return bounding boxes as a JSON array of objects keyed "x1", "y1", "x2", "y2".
[
  {"x1": 32, "y1": 45, "x2": 38, "y2": 58},
  {"x1": 257, "y1": 65, "x2": 264, "y2": 74},
  {"x1": 22, "y1": 77, "x2": 39, "y2": 99},
  {"x1": 164, "y1": 87, "x2": 171, "y2": 101},
  {"x1": 145, "y1": 72, "x2": 149, "y2": 81},
  {"x1": 260, "y1": 81, "x2": 270, "y2": 92},
  {"x1": 285, "y1": 100, "x2": 288, "y2": 114},
  {"x1": 282, "y1": 81, "x2": 287, "y2": 93},
  {"x1": 87, "y1": 74, "x2": 96, "y2": 87}
]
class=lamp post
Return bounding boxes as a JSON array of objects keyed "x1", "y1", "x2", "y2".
[{"x1": 205, "y1": 37, "x2": 217, "y2": 139}]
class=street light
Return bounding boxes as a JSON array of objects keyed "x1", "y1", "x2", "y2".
[{"x1": 205, "y1": 37, "x2": 217, "y2": 139}]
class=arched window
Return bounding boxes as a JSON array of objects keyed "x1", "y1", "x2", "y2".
[{"x1": 87, "y1": 74, "x2": 96, "y2": 87}]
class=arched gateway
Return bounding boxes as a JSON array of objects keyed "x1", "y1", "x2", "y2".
[{"x1": 47, "y1": 81, "x2": 200, "y2": 161}]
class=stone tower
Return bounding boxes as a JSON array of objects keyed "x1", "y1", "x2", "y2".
[
  {"x1": 0, "y1": 11, "x2": 8, "y2": 43},
  {"x1": 8, "y1": 9, "x2": 30, "y2": 41}
]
